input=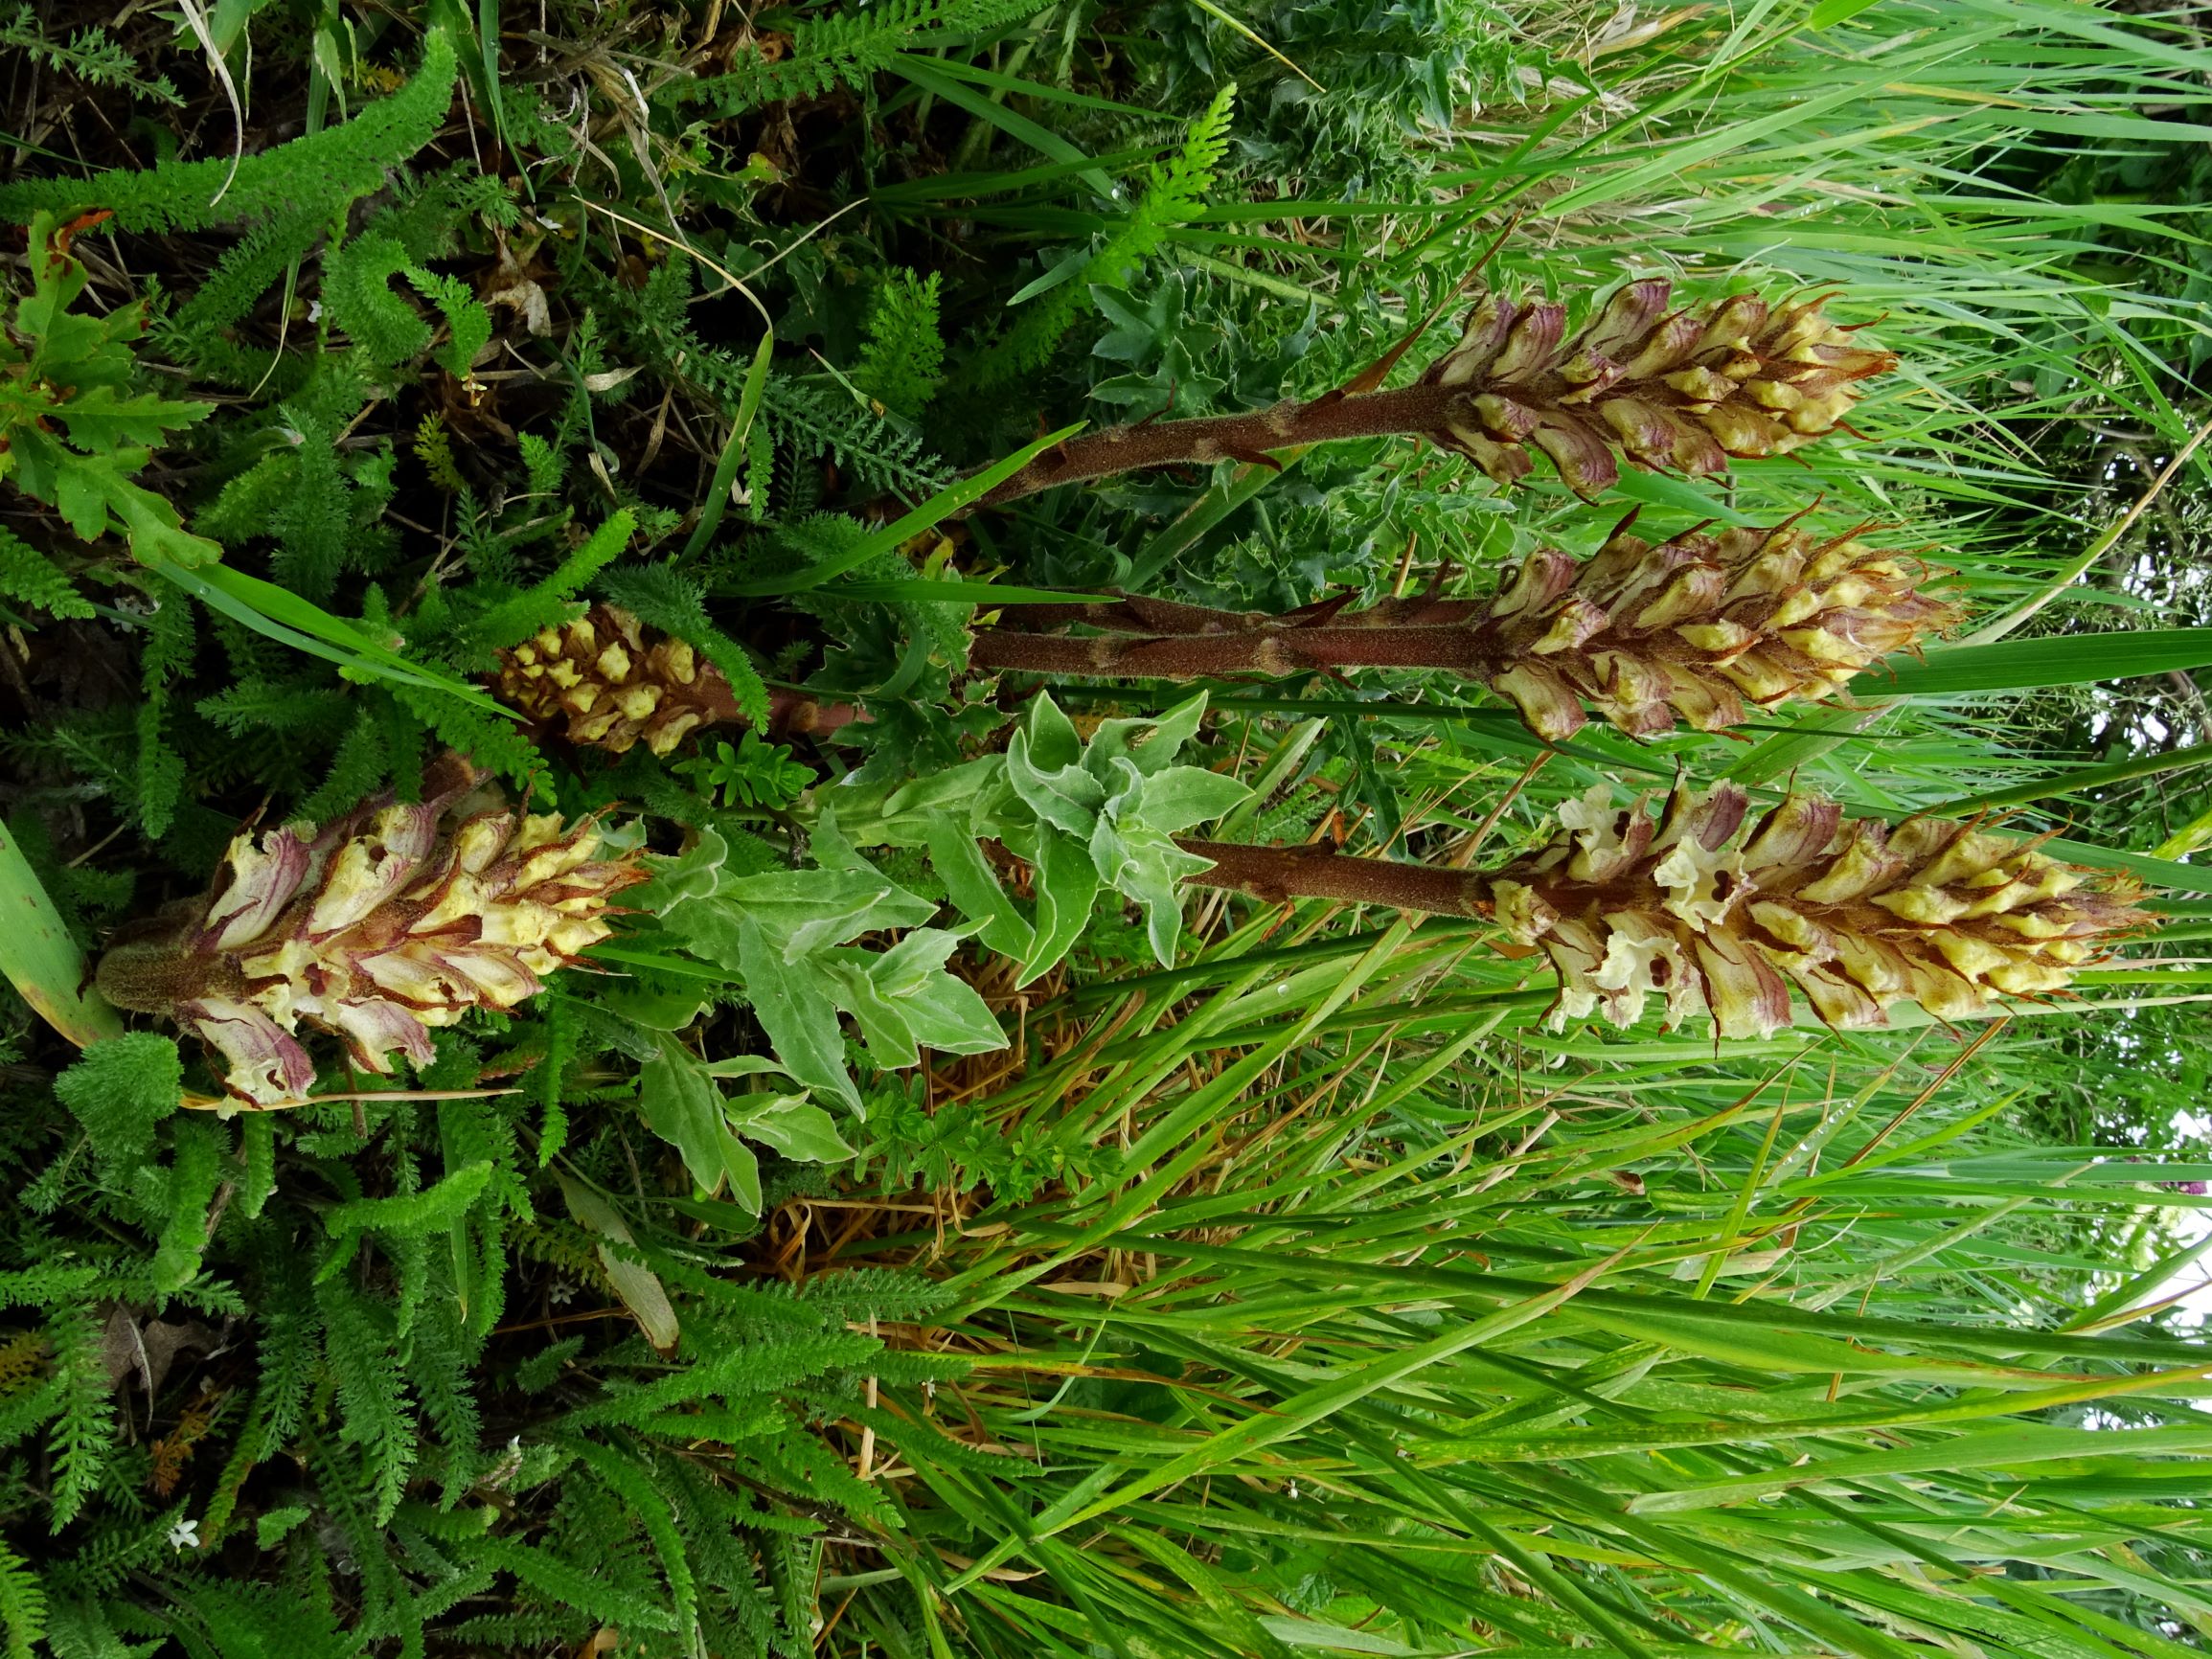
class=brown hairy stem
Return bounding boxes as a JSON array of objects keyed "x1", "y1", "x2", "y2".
[
  {"x1": 768, "y1": 689, "x2": 867, "y2": 739},
  {"x1": 970, "y1": 281, "x2": 1898, "y2": 508},
  {"x1": 1177, "y1": 839, "x2": 1488, "y2": 918},
  {"x1": 972, "y1": 522, "x2": 1960, "y2": 744},
  {"x1": 975, "y1": 385, "x2": 1460, "y2": 508},
  {"x1": 973, "y1": 624, "x2": 1495, "y2": 680},
  {"x1": 987, "y1": 592, "x2": 1477, "y2": 635}
]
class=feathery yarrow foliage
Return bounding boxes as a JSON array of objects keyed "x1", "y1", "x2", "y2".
[{"x1": 0, "y1": 31, "x2": 458, "y2": 234}]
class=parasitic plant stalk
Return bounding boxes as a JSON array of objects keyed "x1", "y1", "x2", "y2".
[
  {"x1": 974, "y1": 280, "x2": 1896, "y2": 507},
  {"x1": 1182, "y1": 782, "x2": 2147, "y2": 1038},
  {"x1": 95, "y1": 754, "x2": 648, "y2": 1104},
  {"x1": 975, "y1": 520, "x2": 1959, "y2": 741}
]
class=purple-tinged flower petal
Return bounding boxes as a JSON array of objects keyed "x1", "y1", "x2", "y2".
[
  {"x1": 326, "y1": 998, "x2": 438, "y2": 1076},
  {"x1": 202, "y1": 825, "x2": 312, "y2": 950},
  {"x1": 180, "y1": 996, "x2": 316, "y2": 1105}
]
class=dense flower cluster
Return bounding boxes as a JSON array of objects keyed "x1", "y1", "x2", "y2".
[
  {"x1": 969, "y1": 518, "x2": 1957, "y2": 743},
  {"x1": 95, "y1": 754, "x2": 645, "y2": 1103},
  {"x1": 1482, "y1": 784, "x2": 2145, "y2": 1037},
  {"x1": 494, "y1": 605, "x2": 740, "y2": 757},
  {"x1": 1423, "y1": 280, "x2": 1898, "y2": 495},
  {"x1": 1470, "y1": 520, "x2": 1960, "y2": 739}
]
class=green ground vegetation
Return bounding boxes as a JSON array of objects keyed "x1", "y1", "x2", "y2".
[{"x1": 2, "y1": 1, "x2": 2212, "y2": 1654}]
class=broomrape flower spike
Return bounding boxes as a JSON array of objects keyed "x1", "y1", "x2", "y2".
[
  {"x1": 972, "y1": 518, "x2": 1961, "y2": 743},
  {"x1": 94, "y1": 753, "x2": 647, "y2": 1104},
  {"x1": 1481, "y1": 783, "x2": 2149, "y2": 1038},
  {"x1": 491, "y1": 603, "x2": 862, "y2": 754},
  {"x1": 494, "y1": 604, "x2": 740, "y2": 757},
  {"x1": 972, "y1": 278, "x2": 1898, "y2": 507},
  {"x1": 1471, "y1": 519, "x2": 1960, "y2": 740},
  {"x1": 1181, "y1": 787, "x2": 2148, "y2": 1037},
  {"x1": 1421, "y1": 281, "x2": 1897, "y2": 496}
]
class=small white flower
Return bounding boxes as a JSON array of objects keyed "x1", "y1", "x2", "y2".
[
  {"x1": 548, "y1": 1280, "x2": 577, "y2": 1307},
  {"x1": 168, "y1": 1516, "x2": 200, "y2": 1552}
]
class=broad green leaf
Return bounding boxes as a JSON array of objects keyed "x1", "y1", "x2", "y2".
[
  {"x1": 639, "y1": 1034, "x2": 762, "y2": 1203},
  {"x1": 1083, "y1": 689, "x2": 1212, "y2": 779},
  {"x1": 705, "y1": 869, "x2": 934, "y2": 959},
  {"x1": 630, "y1": 827, "x2": 728, "y2": 916},
  {"x1": 1017, "y1": 690, "x2": 1085, "y2": 773},
  {"x1": 0, "y1": 818, "x2": 125, "y2": 1048},
  {"x1": 558, "y1": 1174, "x2": 679, "y2": 1350},
  {"x1": 596, "y1": 988, "x2": 709, "y2": 1033},
  {"x1": 701, "y1": 1054, "x2": 789, "y2": 1080},
  {"x1": 734, "y1": 916, "x2": 858, "y2": 1108},
  {"x1": 1117, "y1": 827, "x2": 1213, "y2": 967},
  {"x1": 821, "y1": 949, "x2": 924, "y2": 1069},
  {"x1": 1131, "y1": 764, "x2": 1250, "y2": 834},
  {"x1": 924, "y1": 816, "x2": 1035, "y2": 959},
  {"x1": 723, "y1": 1094, "x2": 854, "y2": 1164},
  {"x1": 1007, "y1": 698, "x2": 1105, "y2": 834},
  {"x1": 47, "y1": 386, "x2": 210, "y2": 451},
  {"x1": 806, "y1": 755, "x2": 1008, "y2": 848},
  {"x1": 863, "y1": 930, "x2": 1006, "y2": 1055},
  {"x1": 1021, "y1": 829, "x2": 1100, "y2": 987}
]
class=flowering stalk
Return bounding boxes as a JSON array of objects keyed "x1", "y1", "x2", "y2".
[
  {"x1": 974, "y1": 281, "x2": 1895, "y2": 507},
  {"x1": 974, "y1": 520, "x2": 1959, "y2": 740},
  {"x1": 95, "y1": 754, "x2": 647, "y2": 1104},
  {"x1": 1182, "y1": 783, "x2": 2146, "y2": 1037},
  {"x1": 491, "y1": 604, "x2": 863, "y2": 755}
]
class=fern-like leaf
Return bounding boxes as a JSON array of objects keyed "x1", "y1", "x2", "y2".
[
  {"x1": 593, "y1": 561, "x2": 771, "y2": 729},
  {"x1": 0, "y1": 32, "x2": 458, "y2": 232},
  {"x1": 384, "y1": 681, "x2": 547, "y2": 799},
  {"x1": 855, "y1": 269, "x2": 946, "y2": 418},
  {"x1": 0, "y1": 1536, "x2": 45, "y2": 1659},
  {"x1": 164, "y1": 208, "x2": 326, "y2": 368},
  {"x1": 682, "y1": 0, "x2": 1052, "y2": 115},
  {"x1": 0, "y1": 525, "x2": 94, "y2": 618},
  {"x1": 313, "y1": 1276, "x2": 419, "y2": 1524},
  {"x1": 563, "y1": 1439, "x2": 698, "y2": 1639},
  {"x1": 964, "y1": 82, "x2": 1237, "y2": 389},
  {"x1": 263, "y1": 411, "x2": 351, "y2": 601},
  {"x1": 45, "y1": 1308, "x2": 114, "y2": 1530},
  {"x1": 297, "y1": 708, "x2": 390, "y2": 821},
  {"x1": 464, "y1": 510, "x2": 637, "y2": 658},
  {"x1": 320, "y1": 234, "x2": 434, "y2": 367},
  {"x1": 752, "y1": 374, "x2": 948, "y2": 495}
]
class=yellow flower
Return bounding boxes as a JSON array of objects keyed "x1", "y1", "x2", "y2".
[
  {"x1": 494, "y1": 605, "x2": 736, "y2": 757},
  {"x1": 1471, "y1": 519, "x2": 1958, "y2": 740},
  {"x1": 1424, "y1": 281, "x2": 1896, "y2": 496},
  {"x1": 1481, "y1": 784, "x2": 2146, "y2": 1037},
  {"x1": 97, "y1": 755, "x2": 646, "y2": 1104}
]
